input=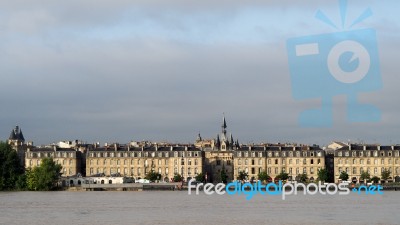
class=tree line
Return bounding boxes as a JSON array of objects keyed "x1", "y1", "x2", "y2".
[{"x1": 0, "y1": 142, "x2": 61, "y2": 191}]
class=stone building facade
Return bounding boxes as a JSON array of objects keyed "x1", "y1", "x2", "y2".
[
  {"x1": 25, "y1": 146, "x2": 82, "y2": 177},
  {"x1": 334, "y1": 145, "x2": 400, "y2": 183},
  {"x1": 85, "y1": 144, "x2": 204, "y2": 182}
]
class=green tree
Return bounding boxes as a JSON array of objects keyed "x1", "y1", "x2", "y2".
[
  {"x1": 220, "y1": 165, "x2": 228, "y2": 184},
  {"x1": 339, "y1": 171, "x2": 349, "y2": 181},
  {"x1": 381, "y1": 169, "x2": 391, "y2": 181},
  {"x1": 0, "y1": 142, "x2": 25, "y2": 190},
  {"x1": 237, "y1": 171, "x2": 248, "y2": 181},
  {"x1": 317, "y1": 168, "x2": 329, "y2": 182},
  {"x1": 173, "y1": 173, "x2": 183, "y2": 182},
  {"x1": 258, "y1": 171, "x2": 271, "y2": 183},
  {"x1": 276, "y1": 172, "x2": 289, "y2": 181},
  {"x1": 360, "y1": 171, "x2": 371, "y2": 182},
  {"x1": 299, "y1": 173, "x2": 308, "y2": 183},
  {"x1": 195, "y1": 173, "x2": 205, "y2": 182},
  {"x1": 27, "y1": 158, "x2": 62, "y2": 191},
  {"x1": 371, "y1": 176, "x2": 380, "y2": 184},
  {"x1": 145, "y1": 170, "x2": 161, "y2": 182}
]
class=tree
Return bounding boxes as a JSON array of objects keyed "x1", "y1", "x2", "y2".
[
  {"x1": 27, "y1": 158, "x2": 62, "y2": 191},
  {"x1": 299, "y1": 173, "x2": 308, "y2": 183},
  {"x1": 145, "y1": 171, "x2": 161, "y2": 182},
  {"x1": 237, "y1": 171, "x2": 248, "y2": 181},
  {"x1": 220, "y1": 165, "x2": 228, "y2": 184},
  {"x1": 371, "y1": 176, "x2": 380, "y2": 184},
  {"x1": 317, "y1": 168, "x2": 329, "y2": 182},
  {"x1": 381, "y1": 169, "x2": 391, "y2": 181},
  {"x1": 258, "y1": 171, "x2": 271, "y2": 183},
  {"x1": 0, "y1": 142, "x2": 25, "y2": 190},
  {"x1": 195, "y1": 173, "x2": 205, "y2": 182},
  {"x1": 276, "y1": 172, "x2": 289, "y2": 181},
  {"x1": 360, "y1": 171, "x2": 371, "y2": 182},
  {"x1": 339, "y1": 171, "x2": 349, "y2": 181},
  {"x1": 173, "y1": 173, "x2": 183, "y2": 182}
]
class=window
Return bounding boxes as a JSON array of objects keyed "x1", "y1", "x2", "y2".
[
  {"x1": 238, "y1": 159, "x2": 242, "y2": 165},
  {"x1": 275, "y1": 159, "x2": 278, "y2": 165},
  {"x1": 245, "y1": 159, "x2": 248, "y2": 165},
  {"x1": 274, "y1": 168, "x2": 278, "y2": 174},
  {"x1": 181, "y1": 158, "x2": 185, "y2": 165},
  {"x1": 195, "y1": 159, "x2": 198, "y2": 166},
  {"x1": 318, "y1": 159, "x2": 321, "y2": 165},
  {"x1": 353, "y1": 167, "x2": 356, "y2": 174},
  {"x1": 216, "y1": 160, "x2": 221, "y2": 166},
  {"x1": 310, "y1": 167, "x2": 314, "y2": 174},
  {"x1": 227, "y1": 160, "x2": 231, "y2": 166},
  {"x1": 251, "y1": 159, "x2": 255, "y2": 165},
  {"x1": 267, "y1": 159, "x2": 271, "y2": 164},
  {"x1": 268, "y1": 168, "x2": 271, "y2": 174},
  {"x1": 311, "y1": 159, "x2": 314, "y2": 164}
]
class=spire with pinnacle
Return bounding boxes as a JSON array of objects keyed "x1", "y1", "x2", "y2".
[
  {"x1": 215, "y1": 134, "x2": 221, "y2": 149},
  {"x1": 221, "y1": 114, "x2": 227, "y2": 139}
]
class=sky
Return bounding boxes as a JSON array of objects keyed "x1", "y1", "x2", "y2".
[{"x1": 0, "y1": 0, "x2": 399, "y2": 146}]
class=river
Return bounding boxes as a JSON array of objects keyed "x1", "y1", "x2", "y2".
[{"x1": 0, "y1": 191, "x2": 397, "y2": 225}]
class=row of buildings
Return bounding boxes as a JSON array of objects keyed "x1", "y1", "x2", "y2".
[{"x1": 7, "y1": 118, "x2": 400, "y2": 183}]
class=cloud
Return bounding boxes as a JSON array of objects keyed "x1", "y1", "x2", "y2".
[{"x1": 0, "y1": 0, "x2": 399, "y2": 145}]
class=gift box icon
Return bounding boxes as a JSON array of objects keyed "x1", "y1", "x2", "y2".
[{"x1": 286, "y1": 2, "x2": 381, "y2": 127}]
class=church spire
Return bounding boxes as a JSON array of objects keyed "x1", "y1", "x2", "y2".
[{"x1": 221, "y1": 114, "x2": 227, "y2": 138}]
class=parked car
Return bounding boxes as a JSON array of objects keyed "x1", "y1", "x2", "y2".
[{"x1": 135, "y1": 179, "x2": 150, "y2": 183}]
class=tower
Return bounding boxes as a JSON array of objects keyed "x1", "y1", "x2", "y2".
[
  {"x1": 7, "y1": 126, "x2": 26, "y2": 166},
  {"x1": 8, "y1": 126, "x2": 25, "y2": 146}
]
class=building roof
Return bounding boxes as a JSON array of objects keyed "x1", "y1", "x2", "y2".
[{"x1": 9, "y1": 126, "x2": 25, "y2": 141}]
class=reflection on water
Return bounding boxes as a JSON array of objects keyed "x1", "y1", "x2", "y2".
[{"x1": 0, "y1": 191, "x2": 397, "y2": 225}]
